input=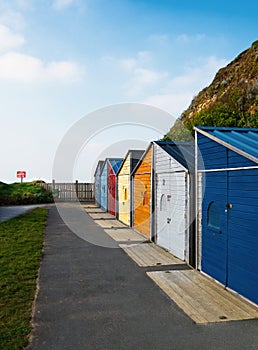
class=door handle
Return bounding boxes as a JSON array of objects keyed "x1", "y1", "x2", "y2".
[{"x1": 225, "y1": 203, "x2": 233, "y2": 212}]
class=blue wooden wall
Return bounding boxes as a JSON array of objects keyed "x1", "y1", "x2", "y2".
[
  {"x1": 198, "y1": 132, "x2": 258, "y2": 304},
  {"x1": 100, "y1": 162, "x2": 108, "y2": 211},
  {"x1": 94, "y1": 163, "x2": 102, "y2": 206}
]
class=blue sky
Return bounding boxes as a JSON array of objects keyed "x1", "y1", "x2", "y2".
[{"x1": 1, "y1": 0, "x2": 257, "y2": 183}]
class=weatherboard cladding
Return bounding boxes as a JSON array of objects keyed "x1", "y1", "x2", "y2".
[
  {"x1": 153, "y1": 141, "x2": 195, "y2": 264},
  {"x1": 94, "y1": 160, "x2": 104, "y2": 207},
  {"x1": 154, "y1": 141, "x2": 195, "y2": 171},
  {"x1": 107, "y1": 158, "x2": 123, "y2": 216},
  {"x1": 100, "y1": 160, "x2": 108, "y2": 211},
  {"x1": 196, "y1": 126, "x2": 258, "y2": 305},
  {"x1": 117, "y1": 150, "x2": 145, "y2": 226},
  {"x1": 132, "y1": 145, "x2": 153, "y2": 238},
  {"x1": 100, "y1": 158, "x2": 123, "y2": 212}
]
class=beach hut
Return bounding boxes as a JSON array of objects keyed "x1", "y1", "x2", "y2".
[
  {"x1": 100, "y1": 159, "x2": 108, "y2": 211},
  {"x1": 132, "y1": 144, "x2": 153, "y2": 238},
  {"x1": 94, "y1": 160, "x2": 104, "y2": 207},
  {"x1": 117, "y1": 150, "x2": 145, "y2": 225},
  {"x1": 153, "y1": 141, "x2": 195, "y2": 265},
  {"x1": 195, "y1": 126, "x2": 258, "y2": 304},
  {"x1": 107, "y1": 158, "x2": 123, "y2": 216}
]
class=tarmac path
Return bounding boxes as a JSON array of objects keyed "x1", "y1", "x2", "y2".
[
  {"x1": 29, "y1": 205, "x2": 258, "y2": 350},
  {"x1": 0, "y1": 204, "x2": 45, "y2": 222}
]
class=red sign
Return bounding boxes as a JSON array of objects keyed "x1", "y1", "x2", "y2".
[{"x1": 17, "y1": 171, "x2": 26, "y2": 178}]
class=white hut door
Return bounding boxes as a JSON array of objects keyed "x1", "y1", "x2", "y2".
[
  {"x1": 157, "y1": 172, "x2": 186, "y2": 260},
  {"x1": 157, "y1": 174, "x2": 171, "y2": 251}
]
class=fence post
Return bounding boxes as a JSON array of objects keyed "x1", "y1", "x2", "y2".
[{"x1": 75, "y1": 180, "x2": 79, "y2": 199}]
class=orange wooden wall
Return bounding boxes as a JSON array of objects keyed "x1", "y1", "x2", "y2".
[{"x1": 133, "y1": 146, "x2": 152, "y2": 238}]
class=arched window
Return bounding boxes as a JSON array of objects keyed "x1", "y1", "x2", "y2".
[
  {"x1": 160, "y1": 194, "x2": 166, "y2": 211},
  {"x1": 207, "y1": 201, "x2": 220, "y2": 230}
]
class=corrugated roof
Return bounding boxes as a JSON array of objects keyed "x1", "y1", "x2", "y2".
[
  {"x1": 108, "y1": 158, "x2": 123, "y2": 174},
  {"x1": 155, "y1": 141, "x2": 195, "y2": 171},
  {"x1": 195, "y1": 126, "x2": 258, "y2": 162}
]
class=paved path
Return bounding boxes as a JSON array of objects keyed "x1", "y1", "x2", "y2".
[
  {"x1": 29, "y1": 205, "x2": 258, "y2": 350},
  {"x1": 0, "y1": 205, "x2": 45, "y2": 222}
]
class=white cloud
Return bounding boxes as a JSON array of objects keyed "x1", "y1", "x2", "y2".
[
  {"x1": 143, "y1": 93, "x2": 193, "y2": 117},
  {"x1": 13, "y1": 0, "x2": 32, "y2": 10},
  {"x1": 118, "y1": 51, "x2": 167, "y2": 97},
  {"x1": 143, "y1": 56, "x2": 228, "y2": 117},
  {"x1": 119, "y1": 51, "x2": 152, "y2": 72},
  {"x1": 0, "y1": 24, "x2": 25, "y2": 51},
  {"x1": 0, "y1": 10, "x2": 26, "y2": 31},
  {"x1": 125, "y1": 67, "x2": 168, "y2": 97},
  {"x1": 148, "y1": 34, "x2": 169, "y2": 45},
  {"x1": 119, "y1": 57, "x2": 137, "y2": 71},
  {"x1": 53, "y1": 0, "x2": 76, "y2": 10},
  {"x1": 176, "y1": 33, "x2": 206, "y2": 43},
  {"x1": 168, "y1": 56, "x2": 228, "y2": 92},
  {"x1": 0, "y1": 51, "x2": 84, "y2": 82}
]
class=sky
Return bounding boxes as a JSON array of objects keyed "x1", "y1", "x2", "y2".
[{"x1": 0, "y1": 0, "x2": 257, "y2": 183}]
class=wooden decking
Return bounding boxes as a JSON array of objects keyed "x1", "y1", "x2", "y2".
[
  {"x1": 88, "y1": 212, "x2": 115, "y2": 219},
  {"x1": 119, "y1": 243, "x2": 182, "y2": 267},
  {"x1": 104, "y1": 228, "x2": 146, "y2": 242},
  {"x1": 93, "y1": 219, "x2": 127, "y2": 229},
  {"x1": 83, "y1": 204, "x2": 258, "y2": 324},
  {"x1": 147, "y1": 270, "x2": 258, "y2": 324},
  {"x1": 83, "y1": 208, "x2": 104, "y2": 213}
]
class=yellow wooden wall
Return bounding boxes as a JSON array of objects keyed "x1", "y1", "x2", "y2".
[
  {"x1": 133, "y1": 146, "x2": 152, "y2": 237},
  {"x1": 118, "y1": 155, "x2": 130, "y2": 225}
]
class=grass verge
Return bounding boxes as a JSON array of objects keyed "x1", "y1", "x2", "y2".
[{"x1": 0, "y1": 208, "x2": 48, "y2": 350}]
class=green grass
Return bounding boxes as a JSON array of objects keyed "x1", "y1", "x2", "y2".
[
  {"x1": 0, "y1": 182, "x2": 53, "y2": 205},
  {"x1": 0, "y1": 208, "x2": 48, "y2": 350}
]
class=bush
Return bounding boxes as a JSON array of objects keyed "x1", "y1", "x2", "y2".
[{"x1": 0, "y1": 182, "x2": 53, "y2": 206}]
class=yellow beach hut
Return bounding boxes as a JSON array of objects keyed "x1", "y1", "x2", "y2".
[{"x1": 117, "y1": 150, "x2": 144, "y2": 226}]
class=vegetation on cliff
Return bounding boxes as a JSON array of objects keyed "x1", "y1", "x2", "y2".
[{"x1": 166, "y1": 40, "x2": 258, "y2": 141}]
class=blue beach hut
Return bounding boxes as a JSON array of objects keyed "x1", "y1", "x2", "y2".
[
  {"x1": 94, "y1": 160, "x2": 104, "y2": 207},
  {"x1": 100, "y1": 158, "x2": 123, "y2": 212},
  {"x1": 195, "y1": 126, "x2": 258, "y2": 304},
  {"x1": 100, "y1": 159, "x2": 108, "y2": 211}
]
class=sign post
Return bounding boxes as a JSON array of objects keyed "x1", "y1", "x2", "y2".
[{"x1": 17, "y1": 171, "x2": 26, "y2": 183}]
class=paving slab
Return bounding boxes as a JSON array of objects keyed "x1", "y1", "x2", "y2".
[
  {"x1": 94, "y1": 219, "x2": 127, "y2": 228},
  {"x1": 84, "y1": 207, "x2": 104, "y2": 213},
  {"x1": 119, "y1": 242, "x2": 183, "y2": 267},
  {"x1": 104, "y1": 228, "x2": 147, "y2": 242},
  {"x1": 81, "y1": 203, "x2": 98, "y2": 208},
  {"x1": 147, "y1": 270, "x2": 258, "y2": 324},
  {"x1": 88, "y1": 212, "x2": 115, "y2": 220}
]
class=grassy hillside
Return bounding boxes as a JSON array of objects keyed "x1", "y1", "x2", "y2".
[{"x1": 0, "y1": 182, "x2": 53, "y2": 205}]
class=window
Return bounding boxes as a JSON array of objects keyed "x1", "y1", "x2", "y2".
[
  {"x1": 207, "y1": 201, "x2": 220, "y2": 230},
  {"x1": 124, "y1": 188, "x2": 128, "y2": 201},
  {"x1": 143, "y1": 187, "x2": 149, "y2": 206},
  {"x1": 160, "y1": 194, "x2": 166, "y2": 211}
]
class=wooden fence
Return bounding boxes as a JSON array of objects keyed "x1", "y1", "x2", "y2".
[{"x1": 41, "y1": 180, "x2": 94, "y2": 202}]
